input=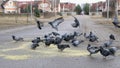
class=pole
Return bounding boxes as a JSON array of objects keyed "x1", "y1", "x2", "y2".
[
  {"x1": 63, "y1": 3, "x2": 64, "y2": 13},
  {"x1": 89, "y1": 4, "x2": 91, "y2": 15},
  {"x1": 107, "y1": 0, "x2": 109, "y2": 19},
  {"x1": 31, "y1": 0, "x2": 32, "y2": 19},
  {"x1": 116, "y1": 0, "x2": 118, "y2": 17},
  {"x1": 53, "y1": 0, "x2": 54, "y2": 12},
  {"x1": 27, "y1": 1, "x2": 29, "y2": 23},
  {"x1": 54, "y1": 0, "x2": 56, "y2": 17},
  {"x1": 97, "y1": 2, "x2": 98, "y2": 15},
  {"x1": 43, "y1": 0, "x2": 44, "y2": 18},
  {"x1": 15, "y1": 0, "x2": 18, "y2": 23},
  {"x1": 58, "y1": 3, "x2": 60, "y2": 12}
]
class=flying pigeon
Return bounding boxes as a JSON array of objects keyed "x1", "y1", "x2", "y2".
[
  {"x1": 71, "y1": 16, "x2": 80, "y2": 28},
  {"x1": 36, "y1": 20, "x2": 43, "y2": 30},
  {"x1": 49, "y1": 17, "x2": 64, "y2": 31}
]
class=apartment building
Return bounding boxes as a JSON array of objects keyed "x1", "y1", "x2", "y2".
[{"x1": 1, "y1": 0, "x2": 60, "y2": 14}]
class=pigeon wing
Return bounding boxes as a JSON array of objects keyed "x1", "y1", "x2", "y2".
[
  {"x1": 49, "y1": 17, "x2": 64, "y2": 30},
  {"x1": 36, "y1": 21, "x2": 42, "y2": 30}
]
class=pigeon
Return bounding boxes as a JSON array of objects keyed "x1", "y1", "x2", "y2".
[
  {"x1": 62, "y1": 33, "x2": 71, "y2": 42},
  {"x1": 103, "y1": 40, "x2": 113, "y2": 48},
  {"x1": 12, "y1": 35, "x2": 24, "y2": 42},
  {"x1": 73, "y1": 31, "x2": 83, "y2": 37},
  {"x1": 84, "y1": 32, "x2": 98, "y2": 42},
  {"x1": 112, "y1": 22, "x2": 120, "y2": 28},
  {"x1": 62, "y1": 32, "x2": 78, "y2": 42},
  {"x1": 112, "y1": 16, "x2": 120, "y2": 28},
  {"x1": 32, "y1": 37, "x2": 41, "y2": 43},
  {"x1": 44, "y1": 39, "x2": 52, "y2": 47},
  {"x1": 36, "y1": 20, "x2": 43, "y2": 30},
  {"x1": 52, "y1": 32, "x2": 60, "y2": 36},
  {"x1": 54, "y1": 36, "x2": 63, "y2": 45},
  {"x1": 89, "y1": 36, "x2": 99, "y2": 42},
  {"x1": 63, "y1": 34, "x2": 72, "y2": 42},
  {"x1": 109, "y1": 34, "x2": 115, "y2": 40},
  {"x1": 103, "y1": 34, "x2": 115, "y2": 48},
  {"x1": 71, "y1": 16, "x2": 80, "y2": 28},
  {"x1": 89, "y1": 32, "x2": 99, "y2": 42},
  {"x1": 57, "y1": 44, "x2": 70, "y2": 51},
  {"x1": 84, "y1": 32, "x2": 94, "y2": 39},
  {"x1": 44, "y1": 33, "x2": 53, "y2": 38},
  {"x1": 71, "y1": 39, "x2": 84, "y2": 47},
  {"x1": 109, "y1": 47, "x2": 117, "y2": 56},
  {"x1": 49, "y1": 17, "x2": 64, "y2": 31},
  {"x1": 44, "y1": 37, "x2": 55, "y2": 47},
  {"x1": 99, "y1": 46, "x2": 117, "y2": 59},
  {"x1": 84, "y1": 33, "x2": 90, "y2": 39},
  {"x1": 31, "y1": 43, "x2": 39, "y2": 50},
  {"x1": 87, "y1": 44, "x2": 100, "y2": 56}
]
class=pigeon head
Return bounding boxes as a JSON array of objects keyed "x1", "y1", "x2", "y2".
[
  {"x1": 90, "y1": 31, "x2": 93, "y2": 35},
  {"x1": 12, "y1": 35, "x2": 15, "y2": 39},
  {"x1": 49, "y1": 22, "x2": 52, "y2": 25},
  {"x1": 67, "y1": 45, "x2": 70, "y2": 48},
  {"x1": 109, "y1": 34, "x2": 115, "y2": 40},
  {"x1": 37, "y1": 21, "x2": 40, "y2": 24},
  {"x1": 88, "y1": 44, "x2": 91, "y2": 47},
  {"x1": 81, "y1": 40, "x2": 84, "y2": 42},
  {"x1": 36, "y1": 37, "x2": 40, "y2": 40},
  {"x1": 12, "y1": 35, "x2": 15, "y2": 38},
  {"x1": 44, "y1": 35, "x2": 48, "y2": 38},
  {"x1": 84, "y1": 33, "x2": 86, "y2": 36},
  {"x1": 99, "y1": 46, "x2": 104, "y2": 49}
]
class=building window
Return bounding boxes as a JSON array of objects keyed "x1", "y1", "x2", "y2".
[
  {"x1": 9, "y1": 2, "x2": 12, "y2": 6},
  {"x1": 12, "y1": 11, "x2": 16, "y2": 13},
  {"x1": 8, "y1": 11, "x2": 10, "y2": 13},
  {"x1": 10, "y1": 2, "x2": 12, "y2": 4}
]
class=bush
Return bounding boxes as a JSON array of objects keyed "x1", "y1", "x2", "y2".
[
  {"x1": 34, "y1": 7, "x2": 40, "y2": 17},
  {"x1": 102, "y1": 11, "x2": 114, "y2": 18},
  {"x1": 74, "y1": 4, "x2": 82, "y2": 15}
]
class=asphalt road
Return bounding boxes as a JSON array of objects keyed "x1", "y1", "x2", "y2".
[{"x1": 0, "y1": 15, "x2": 120, "y2": 68}]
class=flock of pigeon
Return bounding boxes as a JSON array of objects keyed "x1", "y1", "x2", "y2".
[{"x1": 11, "y1": 16, "x2": 118, "y2": 59}]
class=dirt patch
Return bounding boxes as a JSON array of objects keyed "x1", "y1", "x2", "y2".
[
  {"x1": 0, "y1": 16, "x2": 34, "y2": 30},
  {"x1": 0, "y1": 15, "x2": 69, "y2": 31},
  {"x1": 94, "y1": 20, "x2": 113, "y2": 25},
  {"x1": 91, "y1": 16, "x2": 113, "y2": 25},
  {"x1": 91, "y1": 15, "x2": 120, "y2": 35},
  {"x1": 90, "y1": 15, "x2": 104, "y2": 19}
]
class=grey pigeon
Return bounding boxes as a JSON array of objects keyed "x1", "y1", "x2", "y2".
[
  {"x1": 87, "y1": 44, "x2": 100, "y2": 56},
  {"x1": 12, "y1": 35, "x2": 24, "y2": 42},
  {"x1": 49, "y1": 17, "x2": 64, "y2": 31},
  {"x1": 99, "y1": 46, "x2": 117, "y2": 59}
]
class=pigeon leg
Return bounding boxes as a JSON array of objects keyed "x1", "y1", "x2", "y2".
[
  {"x1": 103, "y1": 56, "x2": 107, "y2": 59},
  {"x1": 88, "y1": 53, "x2": 92, "y2": 56}
]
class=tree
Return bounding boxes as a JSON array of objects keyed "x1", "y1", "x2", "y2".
[
  {"x1": 34, "y1": 7, "x2": 40, "y2": 17},
  {"x1": 27, "y1": 5, "x2": 31, "y2": 13},
  {"x1": 74, "y1": 4, "x2": 82, "y2": 15},
  {"x1": 109, "y1": 0, "x2": 116, "y2": 17},
  {"x1": 83, "y1": 3, "x2": 90, "y2": 15}
]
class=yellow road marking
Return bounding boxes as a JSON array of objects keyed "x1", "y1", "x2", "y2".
[
  {"x1": 1, "y1": 42, "x2": 31, "y2": 52},
  {"x1": 0, "y1": 43, "x2": 90, "y2": 60},
  {"x1": 4, "y1": 55, "x2": 30, "y2": 60}
]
